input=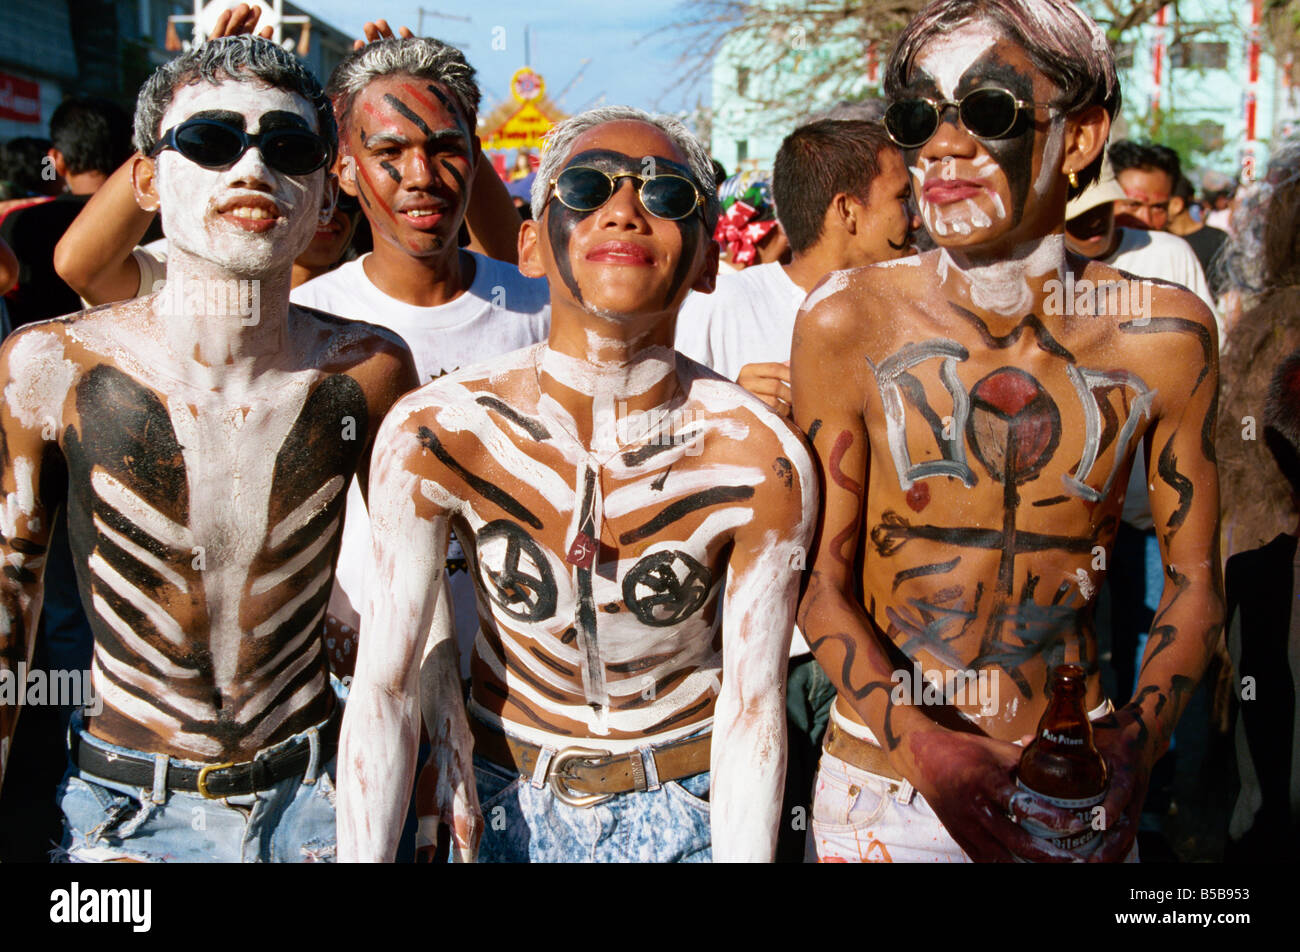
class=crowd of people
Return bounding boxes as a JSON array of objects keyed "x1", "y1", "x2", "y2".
[{"x1": 0, "y1": 0, "x2": 1294, "y2": 864}]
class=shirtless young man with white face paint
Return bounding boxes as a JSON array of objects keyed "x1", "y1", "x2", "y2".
[
  {"x1": 338, "y1": 107, "x2": 816, "y2": 863},
  {"x1": 792, "y1": 0, "x2": 1223, "y2": 862},
  {"x1": 0, "y1": 37, "x2": 417, "y2": 862}
]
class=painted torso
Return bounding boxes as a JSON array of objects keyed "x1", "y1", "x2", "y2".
[
  {"x1": 407, "y1": 344, "x2": 794, "y2": 742},
  {"x1": 819, "y1": 251, "x2": 1209, "y2": 739},
  {"x1": 9, "y1": 301, "x2": 401, "y2": 760}
]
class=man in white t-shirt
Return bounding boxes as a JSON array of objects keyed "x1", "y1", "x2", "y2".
[
  {"x1": 290, "y1": 36, "x2": 550, "y2": 685},
  {"x1": 675, "y1": 117, "x2": 915, "y2": 859},
  {"x1": 1065, "y1": 153, "x2": 1215, "y2": 840},
  {"x1": 676, "y1": 119, "x2": 915, "y2": 415}
]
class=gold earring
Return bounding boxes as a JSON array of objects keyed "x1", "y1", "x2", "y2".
[{"x1": 1068, "y1": 170, "x2": 1079, "y2": 189}]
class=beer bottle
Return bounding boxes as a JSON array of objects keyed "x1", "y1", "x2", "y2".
[{"x1": 1015, "y1": 663, "x2": 1109, "y2": 855}]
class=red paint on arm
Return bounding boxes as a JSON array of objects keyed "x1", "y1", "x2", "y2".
[{"x1": 828, "y1": 430, "x2": 862, "y2": 495}]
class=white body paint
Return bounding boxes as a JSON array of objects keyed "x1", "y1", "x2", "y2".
[
  {"x1": 0, "y1": 76, "x2": 371, "y2": 776},
  {"x1": 938, "y1": 234, "x2": 1065, "y2": 315},
  {"x1": 338, "y1": 343, "x2": 817, "y2": 862}
]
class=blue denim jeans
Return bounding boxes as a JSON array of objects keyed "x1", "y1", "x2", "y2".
[
  {"x1": 474, "y1": 734, "x2": 713, "y2": 863},
  {"x1": 57, "y1": 715, "x2": 338, "y2": 863}
]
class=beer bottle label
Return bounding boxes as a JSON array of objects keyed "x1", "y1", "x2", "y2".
[{"x1": 1015, "y1": 777, "x2": 1106, "y2": 855}]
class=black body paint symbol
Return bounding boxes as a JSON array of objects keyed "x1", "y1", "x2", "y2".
[
  {"x1": 476, "y1": 520, "x2": 557, "y2": 622},
  {"x1": 774, "y1": 457, "x2": 793, "y2": 488},
  {"x1": 622, "y1": 550, "x2": 712, "y2": 627}
]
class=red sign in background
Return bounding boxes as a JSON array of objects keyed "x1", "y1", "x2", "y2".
[{"x1": 0, "y1": 71, "x2": 41, "y2": 123}]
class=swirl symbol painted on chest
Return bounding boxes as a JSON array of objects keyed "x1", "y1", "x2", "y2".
[
  {"x1": 966, "y1": 367, "x2": 1061, "y2": 485},
  {"x1": 622, "y1": 550, "x2": 712, "y2": 627},
  {"x1": 476, "y1": 520, "x2": 557, "y2": 622}
]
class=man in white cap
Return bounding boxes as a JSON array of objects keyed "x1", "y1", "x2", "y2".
[{"x1": 1064, "y1": 154, "x2": 1215, "y2": 325}]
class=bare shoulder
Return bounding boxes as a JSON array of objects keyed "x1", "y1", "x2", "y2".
[
  {"x1": 0, "y1": 316, "x2": 89, "y2": 430},
  {"x1": 794, "y1": 253, "x2": 932, "y2": 350},
  {"x1": 292, "y1": 303, "x2": 412, "y2": 370},
  {"x1": 678, "y1": 357, "x2": 814, "y2": 498},
  {"x1": 378, "y1": 345, "x2": 541, "y2": 444}
]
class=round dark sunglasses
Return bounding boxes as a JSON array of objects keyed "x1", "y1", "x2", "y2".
[
  {"x1": 884, "y1": 88, "x2": 1058, "y2": 149},
  {"x1": 151, "y1": 118, "x2": 331, "y2": 177},
  {"x1": 547, "y1": 166, "x2": 705, "y2": 221}
]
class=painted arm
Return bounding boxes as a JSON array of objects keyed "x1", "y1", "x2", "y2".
[
  {"x1": 1091, "y1": 301, "x2": 1224, "y2": 861},
  {"x1": 336, "y1": 408, "x2": 479, "y2": 861},
  {"x1": 52, "y1": 155, "x2": 154, "y2": 305},
  {"x1": 711, "y1": 421, "x2": 815, "y2": 860},
  {"x1": 790, "y1": 295, "x2": 1078, "y2": 862},
  {"x1": 0, "y1": 328, "x2": 63, "y2": 792},
  {"x1": 464, "y1": 151, "x2": 522, "y2": 265}
]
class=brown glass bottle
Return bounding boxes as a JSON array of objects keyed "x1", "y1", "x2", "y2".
[{"x1": 1015, "y1": 663, "x2": 1109, "y2": 855}]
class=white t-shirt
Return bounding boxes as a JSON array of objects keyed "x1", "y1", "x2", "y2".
[
  {"x1": 292, "y1": 253, "x2": 551, "y2": 676},
  {"x1": 674, "y1": 261, "x2": 807, "y2": 381},
  {"x1": 675, "y1": 261, "x2": 813, "y2": 657},
  {"x1": 1104, "y1": 228, "x2": 1215, "y2": 530}
]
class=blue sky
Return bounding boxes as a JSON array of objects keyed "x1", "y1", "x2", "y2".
[{"x1": 300, "y1": 0, "x2": 717, "y2": 117}]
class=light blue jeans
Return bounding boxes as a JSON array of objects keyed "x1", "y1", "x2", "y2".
[
  {"x1": 57, "y1": 714, "x2": 337, "y2": 863},
  {"x1": 473, "y1": 733, "x2": 713, "y2": 863}
]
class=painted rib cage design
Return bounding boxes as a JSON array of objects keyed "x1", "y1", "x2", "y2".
[
  {"x1": 421, "y1": 359, "x2": 766, "y2": 739},
  {"x1": 863, "y1": 311, "x2": 1163, "y2": 699},
  {"x1": 64, "y1": 366, "x2": 366, "y2": 759}
]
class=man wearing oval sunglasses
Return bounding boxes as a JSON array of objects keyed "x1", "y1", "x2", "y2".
[
  {"x1": 338, "y1": 106, "x2": 816, "y2": 862},
  {"x1": 0, "y1": 35, "x2": 418, "y2": 861},
  {"x1": 792, "y1": 0, "x2": 1222, "y2": 862}
]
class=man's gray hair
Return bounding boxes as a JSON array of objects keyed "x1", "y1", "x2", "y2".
[
  {"x1": 134, "y1": 35, "x2": 336, "y2": 163},
  {"x1": 326, "y1": 36, "x2": 480, "y2": 136},
  {"x1": 531, "y1": 106, "x2": 719, "y2": 231}
]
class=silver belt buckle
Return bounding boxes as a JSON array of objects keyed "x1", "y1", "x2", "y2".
[{"x1": 548, "y1": 746, "x2": 615, "y2": 808}]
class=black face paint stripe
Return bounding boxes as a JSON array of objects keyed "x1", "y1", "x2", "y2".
[
  {"x1": 440, "y1": 159, "x2": 467, "y2": 191},
  {"x1": 547, "y1": 199, "x2": 585, "y2": 304},
  {"x1": 425, "y1": 85, "x2": 472, "y2": 143},
  {"x1": 416, "y1": 426, "x2": 543, "y2": 529},
  {"x1": 617, "y1": 485, "x2": 754, "y2": 545},
  {"x1": 382, "y1": 94, "x2": 432, "y2": 138},
  {"x1": 379, "y1": 161, "x2": 401, "y2": 185}
]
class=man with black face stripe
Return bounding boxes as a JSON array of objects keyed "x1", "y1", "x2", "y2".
[
  {"x1": 291, "y1": 35, "x2": 550, "y2": 697},
  {"x1": 792, "y1": 0, "x2": 1222, "y2": 862},
  {"x1": 338, "y1": 106, "x2": 816, "y2": 862}
]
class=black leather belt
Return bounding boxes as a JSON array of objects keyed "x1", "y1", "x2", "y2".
[{"x1": 72, "y1": 708, "x2": 340, "y2": 799}]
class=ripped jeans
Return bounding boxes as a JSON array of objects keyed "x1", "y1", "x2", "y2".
[{"x1": 57, "y1": 714, "x2": 338, "y2": 863}]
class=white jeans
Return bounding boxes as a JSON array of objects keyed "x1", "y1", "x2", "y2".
[
  {"x1": 806, "y1": 700, "x2": 1136, "y2": 863},
  {"x1": 806, "y1": 749, "x2": 970, "y2": 863}
]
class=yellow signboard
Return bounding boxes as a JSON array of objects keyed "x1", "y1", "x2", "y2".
[{"x1": 483, "y1": 101, "x2": 554, "y2": 151}]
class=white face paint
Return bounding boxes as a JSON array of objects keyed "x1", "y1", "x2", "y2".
[
  {"x1": 913, "y1": 23, "x2": 998, "y2": 99},
  {"x1": 154, "y1": 80, "x2": 327, "y2": 277}
]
